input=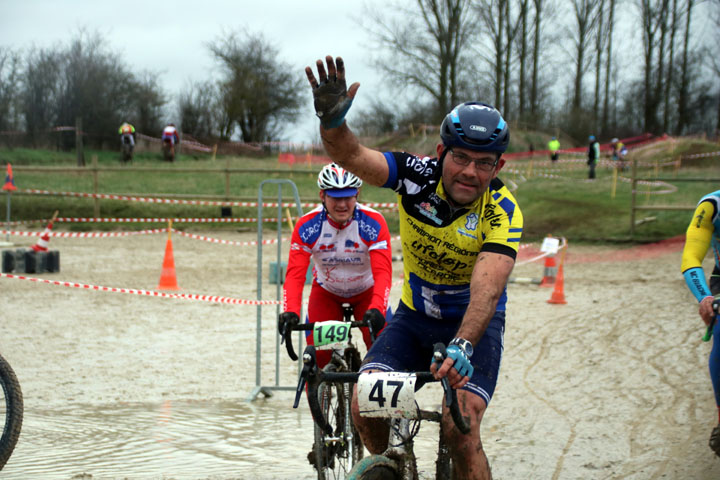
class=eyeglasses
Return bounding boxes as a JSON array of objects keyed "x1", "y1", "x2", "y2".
[{"x1": 448, "y1": 149, "x2": 498, "y2": 172}]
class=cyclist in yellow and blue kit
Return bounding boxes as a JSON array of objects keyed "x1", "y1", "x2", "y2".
[
  {"x1": 681, "y1": 189, "x2": 720, "y2": 457},
  {"x1": 305, "y1": 55, "x2": 523, "y2": 480}
]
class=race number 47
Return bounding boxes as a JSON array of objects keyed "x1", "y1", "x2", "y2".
[{"x1": 357, "y1": 372, "x2": 419, "y2": 418}]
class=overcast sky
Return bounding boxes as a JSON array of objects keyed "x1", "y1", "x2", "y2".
[{"x1": 0, "y1": 0, "x2": 387, "y2": 143}]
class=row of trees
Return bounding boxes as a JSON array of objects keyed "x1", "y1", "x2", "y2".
[
  {"x1": 1, "y1": 30, "x2": 165, "y2": 149},
  {"x1": 0, "y1": 29, "x2": 303, "y2": 149},
  {"x1": 357, "y1": 0, "x2": 719, "y2": 141},
  {"x1": 1, "y1": 0, "x2": 718, "y2": 150}
]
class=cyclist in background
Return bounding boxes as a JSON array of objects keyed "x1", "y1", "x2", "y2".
[
  {"x1": 305, "y1": 55, "x2": 523, "y2": 480},
  {"x1": 278, "y1": 163, "x2": 392, "y2": 368},
  {"x1": 118, "y1": 121, "x2": 135, "y2": 149},
  {"x1": 162, "y1": 123, "x2": 180, "y2": 146},
  {"x1": 681, "y1": 190, "x2": 720, "y2": 457}
]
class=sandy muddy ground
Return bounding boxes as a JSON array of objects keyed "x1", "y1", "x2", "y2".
[{"x1": 1, "y1": 229, "x2": 719, "y2": 479}]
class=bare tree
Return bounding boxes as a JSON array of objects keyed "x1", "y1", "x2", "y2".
[
  {"x1": 592, "y1": 0, "x2": 605, "y2": 131},
  {"x1": 601, "y1": 0, "x2": 616, "y2": 133},
  {"x1": 477, "y1": 0, "x2": 509, "y2": 109},
  {"x1": 21, "y1": 47, "x2": 61, "y2": 146},
  {"x1": 676, "y1": 0, "x2": 696, "y2": 133},
  {"x1": 207, "y1": 30, "x2": 303, "y2": 142},
  {"x1": 517, "y1": 0, "x2": 531, "y2": 117},
  {"x1": 570, "y1": 0, "x2": 600, "y2": 112},
  {"x1": 132, "y1": 71, "x2": 166, "y2": 136},
  {"x1": 361, "y1": 0, "x2": 478, "y2": 122},
  {"x1": 0, "y1": 47, "x2": 22, "y2": 133},
  {"x1": 178, "y1": 80, "x2": 219, "y2": 141}
]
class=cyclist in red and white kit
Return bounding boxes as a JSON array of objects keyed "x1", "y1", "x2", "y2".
[{"x1": 278, "y1": 163, "x2": 393, "y2": 367}]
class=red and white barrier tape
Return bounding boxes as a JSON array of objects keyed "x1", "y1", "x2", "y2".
[
  {"x1": 0, "y1": 217, "x2": 295, "y2": 226},
  {"x1": 0, "y1": 272, "x2": 280, "y2": 305},
  {"x1": 172, "y1": 230, "x2": 288, "y2": 246},
  {"x1": 17, "y1": 188, "x2": 399, "y2": 210},
  {"x1": 1, "y1": 228, "x2": 166, "y2": 238}
]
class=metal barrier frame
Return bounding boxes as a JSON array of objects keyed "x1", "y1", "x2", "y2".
[{"x1": 247, "y1": 179, "x2": 304, "y2": 401}]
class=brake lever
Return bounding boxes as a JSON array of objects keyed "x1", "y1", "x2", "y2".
[{"x1": 293, "y1": 346, "x2": 316, "y2": 408}]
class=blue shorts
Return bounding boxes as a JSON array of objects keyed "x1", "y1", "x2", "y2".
[{"x1": 360, "y1": 301, "x2": 505, "y2": 407}]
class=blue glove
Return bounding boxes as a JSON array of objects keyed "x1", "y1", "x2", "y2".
[{"x1": 445, "y1": 345, "x2": 474, "y2": 378}]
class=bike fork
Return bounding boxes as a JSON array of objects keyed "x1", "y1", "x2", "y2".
[{"x1": 386, "y1": 418, "x2": 417, "y2": 480}]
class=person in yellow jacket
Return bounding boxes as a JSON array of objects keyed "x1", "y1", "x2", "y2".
[{"x1": 548, "y1": 136, "x2": 560, "y2": 162}]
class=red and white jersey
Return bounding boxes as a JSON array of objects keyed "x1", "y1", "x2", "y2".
[
  {"x1": 162, "y1": 125, "x2": 177, "y2": 136},
  {"x1": 283, "y1": 203, "x2": 393, "y2": 317}
]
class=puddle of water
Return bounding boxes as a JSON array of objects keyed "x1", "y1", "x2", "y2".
[{"x1": 2, "y1": 397, "x2": 321, "y2": 479}]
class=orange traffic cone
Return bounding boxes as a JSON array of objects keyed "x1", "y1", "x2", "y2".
[
  {"x1": 31, "y1": 210, "x2": 58, "y2": 252},
  {"x1": 547, "y1": 246, "x2": 567, "y2": 304},
  {"x1": 2, "y1": 163, "x2": 17, "y2": 192},
  {"x1": 539, "y1": 254, "x2": 557, "y2": 287},
  {"x1": 157, "y1": 224, "x2": 179, "y2": 290}
]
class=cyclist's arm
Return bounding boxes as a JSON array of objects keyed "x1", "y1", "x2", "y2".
[
  {"x1": 283, "y1": 229, "x2": 312, "y2": 316},
  {"x1": 436, "y1": 250, "x2": 515, "y2": 388},
  {"x1": 367, "y1": 221, "x2": 392, "y2": 314},
  {"x1": 681, "y1": 200, "x2": 714, "y2": 302},
  {"x1": 320, "y1": 123, "x2": 389, "y2": 187},
  {"x1": 456, "y1": 251, "x2": 515, "y2": 345}
]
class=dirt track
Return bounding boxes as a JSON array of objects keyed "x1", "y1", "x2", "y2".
[{"x1": 1, "y1": 230, "x2": 719, "y2": 479}]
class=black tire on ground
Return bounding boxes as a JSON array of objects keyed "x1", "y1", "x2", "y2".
[
  {"x1": 1, "y1": 251, "x2": 14, "y2": 273},
  {"x1": 0, "y1": 354, "x2": 23, "y2": 470},
  {"x1": 22, "y1": 251, "x2": 36, "y2": 274},
  {"x1": 49, "y1": 251, "x2": 60, "y2": 273}
]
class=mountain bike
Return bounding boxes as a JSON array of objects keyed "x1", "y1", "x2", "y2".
[
  {"x1": 0, "y1": 353, "x2": 23, "y2": 470},
  {"x1": 162, "y1": 138, "x2": 175, "y2": 162},
  {"x1": 280, "y1": 303, "x2": 384, "y2": 480},
  {"x1": 294, "y1": 343, "x2": 470, "y2": 480}
]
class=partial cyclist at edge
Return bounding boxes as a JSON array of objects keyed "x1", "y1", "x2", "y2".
[
  {"x1": 304, "y1": 55, "x2": 523, "y2": 479},
  {"x1": 278, "y1": 163, "x2": 393, "y2": 370},
  {"x1": 681, "y1": 189, "x2": 720, "y2": 457}
]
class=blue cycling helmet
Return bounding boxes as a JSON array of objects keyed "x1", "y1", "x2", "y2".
[
  {"x1": 589, "y1": 135, "x2": 596, "y2": 141},
  {"x1": 440, "y1": 102, "x2": 510, "y2": 153}
]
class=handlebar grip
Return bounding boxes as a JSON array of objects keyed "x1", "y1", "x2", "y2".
[
  {"x1": 284, "y1": 328, "x2": 298, "y2": 361},
  {"x1": 703, "y1": 299, "x2": 720, "y2": 342},
  {"x1": 432, "y1": 343, "x2": 471, "y2": 435}
]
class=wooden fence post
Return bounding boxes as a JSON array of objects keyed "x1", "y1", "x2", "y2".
[{"x1": 76, "y1": 117, "x2": 85, "y2": 167}]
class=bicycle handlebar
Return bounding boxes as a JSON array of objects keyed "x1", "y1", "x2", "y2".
[
  {"x1": 279, "y1": 303, "x2": 383, "y2": 361},
  {"x1": 702, "y1": 298, "x2": 720, "y2": 342},
  {"x1": 294, "y1": 343, "x2": 471, "y2": 436}
]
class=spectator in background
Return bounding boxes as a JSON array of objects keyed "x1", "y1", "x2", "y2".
[
  {"x1": 548, "y1": 136, "x2": 560, "y2": 163},
  {"x1": 118, "y1": 121, "x2": 135, "y2": 149},
  {"x1": 162, "y1": 123, "x2": 180, "y2": 146},
  {"x1": 587, "y1": 135, "x2": 600, "y2": 179}
]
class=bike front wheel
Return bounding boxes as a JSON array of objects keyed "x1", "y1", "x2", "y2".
[
  {"x1": 346, "y1": 454, "x2": 399, "y2": 480},
  {"x1": 0, "y1": 354, "x2": 23, "y2": 470},
  {"x1": 313, "y1": 366, "x2": 363, "y2": 479}
]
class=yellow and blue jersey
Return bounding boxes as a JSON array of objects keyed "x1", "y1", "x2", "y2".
[{"x1": 382, "y1": 151, "x2": 523, "y2": 320}]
